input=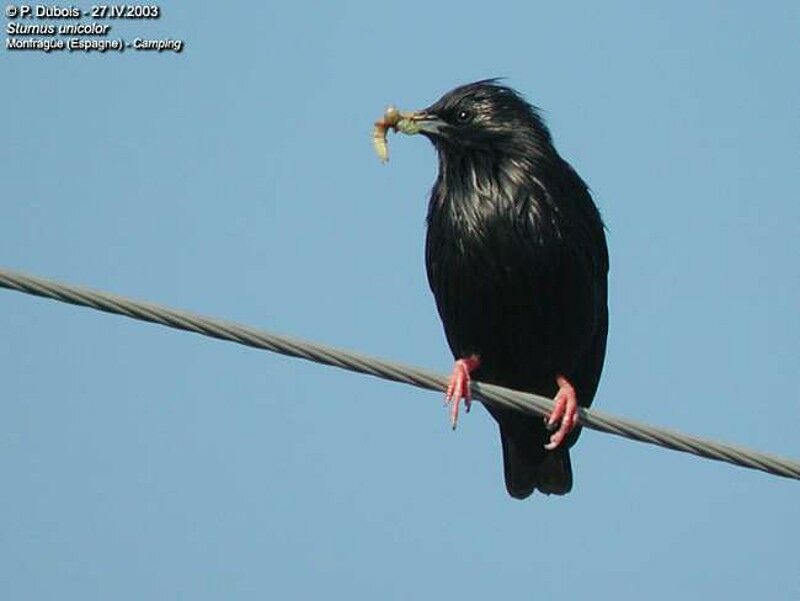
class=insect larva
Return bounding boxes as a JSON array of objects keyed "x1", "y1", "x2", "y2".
[
  {"x1": 373, "y1": 121, "x2": 390, "y2": 163},
  {"x1": 373, "y1": 105, "x2": 401, "y2": 163}
]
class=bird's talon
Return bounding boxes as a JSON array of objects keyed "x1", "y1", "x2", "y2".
[
  {"x1": 445, "y1": 355, "x2": 480, "y2": 430},
  {"x1": 543, "y1": 375, "x2": 579, "y2": 450}
]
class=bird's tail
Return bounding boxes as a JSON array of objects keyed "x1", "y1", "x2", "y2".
[{"x1": 498, "y1": 423, "x2": 573, "y2": 499}]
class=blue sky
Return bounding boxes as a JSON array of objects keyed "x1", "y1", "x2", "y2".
[{"x1": 2, "y1": 2, "x2": 798, "y2": 599}]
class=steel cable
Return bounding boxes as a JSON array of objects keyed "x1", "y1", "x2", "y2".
[{"x1": 1, "y1": 267, "x2": 797, "y2": 481}]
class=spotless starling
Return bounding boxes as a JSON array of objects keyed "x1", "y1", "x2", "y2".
[{"x1": 378, "y1": 80, "x2": 608, "y2": 498}]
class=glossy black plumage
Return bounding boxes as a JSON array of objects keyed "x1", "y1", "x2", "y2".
[{"x1": 419, "y1": 81, "x2": 608, "y2": 498}]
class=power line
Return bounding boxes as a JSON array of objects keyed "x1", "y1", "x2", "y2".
[{"x1": 1, "y1": 267, "x2": 798, "y2": 482}]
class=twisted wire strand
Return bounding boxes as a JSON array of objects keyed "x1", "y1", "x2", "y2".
[{"x1": 1, "y1": 267, "x2": 797, "y2": 481}]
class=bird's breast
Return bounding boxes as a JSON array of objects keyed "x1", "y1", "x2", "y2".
[{"x1": 426, "y1": 196, "x2": 558, "y2": 379}]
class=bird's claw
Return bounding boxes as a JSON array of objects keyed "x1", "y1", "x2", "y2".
[
  {"x1": 544, "y1": 375, "x2": 579, "y2": 450},
  {"x1": 445, "y1": 355, "x2": 480, "y2": 430}
]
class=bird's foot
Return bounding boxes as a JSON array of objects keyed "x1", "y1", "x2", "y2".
[
  {"x1": 445, "y1": 355, "x2": 480, "y2": 430},
  {"x1": 544, "y1": 375, "x2": 579, "y2": 450}
]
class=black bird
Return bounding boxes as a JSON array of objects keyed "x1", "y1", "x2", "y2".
[{"x1": 399, "y1": 80, "x2": 608, "y2": 498}]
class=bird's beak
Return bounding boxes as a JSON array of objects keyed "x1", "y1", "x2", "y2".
[{"x1": 399, "y1": 110, "x2": 448, "y2": 136}]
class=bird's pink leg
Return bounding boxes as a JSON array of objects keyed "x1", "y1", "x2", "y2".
[
  {"x1": 545, "y1": 375, "x2": 579, "y2": 450},
  {"x1": 445, "y1": 354, "x2": 480, "y2": 430}
]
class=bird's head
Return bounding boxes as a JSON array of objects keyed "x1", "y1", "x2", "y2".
[{"x1": 400, "y1": 80, "x2": 552, "y2": 157}]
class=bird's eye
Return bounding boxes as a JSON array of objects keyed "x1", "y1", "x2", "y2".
[{"x1": 456, "y1": 109, "x2": 472, "y2": 123}]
